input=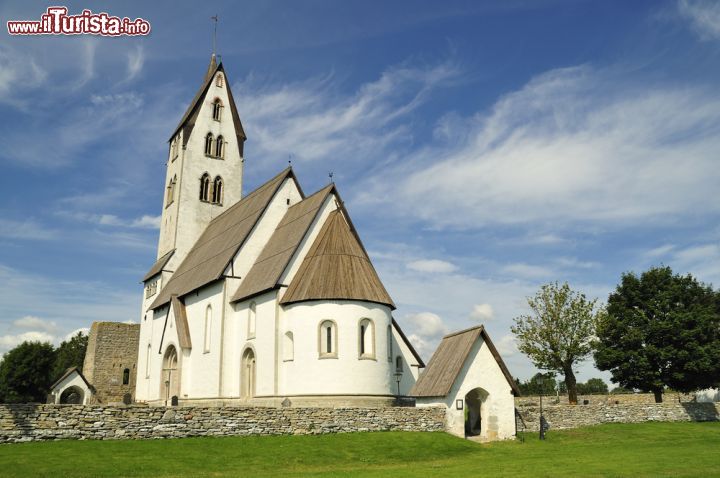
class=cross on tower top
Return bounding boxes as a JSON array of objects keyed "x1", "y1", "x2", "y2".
[{"x1": 211, "y1": 15, "x2": 219, "y2": 56}]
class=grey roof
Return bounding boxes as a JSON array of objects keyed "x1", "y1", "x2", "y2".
[
  {"x1": 280, "y1": 209, "x2": 395, "y2": 309},
  {"x1": 142, "y1": 249, "x2": 175, "y2": 282},
  {"x1": 170, "y1": 55, "x2": 246, "y2": 148},
  {"x1": 392, "y1": 318, "x2": 425, "y2": 368},
  {"x1": 410, "y1": 326, "x2": 520, "y2": 398},
  {"x1": 231, "y1": 184, "x2": 336, "y2": 303},
  {"x1": 149, "y1": 168, "x2": 297, "y2": 310}
]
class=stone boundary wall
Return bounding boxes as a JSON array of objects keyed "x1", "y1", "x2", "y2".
[
  {"x1": 516, "y1": 402, "x2": 720, "y2": 432},
  {"x1": 515, "y1": 392, "x2": 695, "y2": 407},
  {"x1": 0, "y1": 405, "x2": 445, "y2": 443}
]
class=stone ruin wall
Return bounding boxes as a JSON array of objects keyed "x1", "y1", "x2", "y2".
[{"x1": 82, "y1": 322, "x2": 140, "y2": 404}]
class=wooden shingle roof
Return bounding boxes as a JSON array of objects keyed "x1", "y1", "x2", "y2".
[
  {"x1": 280, "y1": 209, "x2": 395, "y2": 309},
  {"x1": 149, "y1": 168, "x2": 296, "y2": 310},
  {"x1": 142, "y1": 249, "x2": 175, "y2": 282},
  {"x1": 231, "y1": 184, "x2": 336, "y2": 303},
  {"x1": 171, "y1": 55, "x2": 246, "y2": 147},
  {"x1": 410, "y1": 325, "x2": 520, "y2": 397}
]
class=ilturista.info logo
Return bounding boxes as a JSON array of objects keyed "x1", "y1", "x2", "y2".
[{"x1": 7, "y1": 6, "x2": 151, "y2": 36}]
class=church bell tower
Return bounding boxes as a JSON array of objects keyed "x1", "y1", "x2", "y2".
[{"x1": 156, "y1": 54, "x2": 247, "y2": 265}]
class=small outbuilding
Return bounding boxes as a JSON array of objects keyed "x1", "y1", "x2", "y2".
[
  {"x1": 49, "y1": 367, "x2": 94, "y2": 405},
  {"x1": 411, "y1": 325, "x2": 520, "y2": 441}
]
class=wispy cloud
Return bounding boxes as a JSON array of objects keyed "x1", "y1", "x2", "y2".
[
  {"x1": 355, "y1": 65, "x2": 720, "y2": 229},
  {"x1": 678, "y1": 0, "x2": 720, "y2": 40},
  {"x1": 406, "y1": 259, "x2": 457, "y2": 273},
  {"x1": 469, "y1": 303, "x2": 494, "y2": 322},
  {"x1": 235, "y1": 61, "x2": 460, "y2": 174},
  {"x1": 0, "y1": 218, "x2": 56, "y2": 240},
  {"x1": 12, "y1": 316, "x2": 58, "y2": 334},
  {"x1": 125, "y1": 44, "x2": 144, "y2": 82}
]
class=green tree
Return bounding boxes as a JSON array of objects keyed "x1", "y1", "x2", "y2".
[
  {"x1": 594, "y1": 266, "x2": 720, "y2": 403},
  {"x1": 0, "y1": 341, "x2": 57, "y2": 403},
  {"x1": 577, "y1": 378, "x2": 609, "y2": 395},
  {"x1": 52, "y1": 331, "x2": 88, "y2": 380},
  {"x1": 512, "y1": 282, "x2": 604, "y2": 404}
]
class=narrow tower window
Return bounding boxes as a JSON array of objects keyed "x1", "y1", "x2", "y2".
[
  {"x1": 122, "y1": 368, "x2": 130, "y2": 385},
  {"x1": 212, "y1": 98, "x2": 223, "y2": 121},
  {"x1": 212, "y1": 176, "x2": 223, "y2": 204},
  {"x1": 166, "y1": 175, "x2": 177, "y2": 205},
  {"x1": 216, "y1": 74, "x2": 223, "y2": 87},
  {"x1": 215, "y1": 135, "x2": 224, "y2": 158},
  {"x1": 283, "y1": 332, "x2": 294, "y2": 361},
  {"x1": 199, "y1": 173, "x2": 211, "y2": 201},
  {"x1": 205, "y1": 133, "x2": 214, "y2": 156},
  {"x1": 248, "y1": 302, "x2": 256, "y2": 338}
]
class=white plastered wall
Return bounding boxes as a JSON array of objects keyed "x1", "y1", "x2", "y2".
[
  {"x1": 416, "y1": 336, "x2": 516, "y2": 440},
  {"x1": 51, "y1": 372, "x2": 92, "y2": 405},
  {"x1": 279, "y1": 300, "x2": 394, "y2": 397}
]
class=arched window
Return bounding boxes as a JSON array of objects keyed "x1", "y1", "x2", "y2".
[
  {"x1": 199, "y1": 173, "x2": 210, "y2": 201},
  {"x1": 396, "y1": 356, "x2": 403, "y2": 373},
  {"x1": 205, "y1": 133, "x2": 214, "y2": 156},
  {"x1": 248, "y1": 302, "x2": 256, "y2": 338},
  {"x1": 122, "y1": 368, "x2": 130, "y2": 385},
  {"x1": 358, "y1": 318, "x2": 375, "y2": 359},
  {"x1": 212, "y1": 98, "x2": 223, "y2": 121},
  {"x1": 387, "y1": 325, "x2": 393, "y2": 362},
  {"x1": 215, "y1": 135, "x2": 224, "y2": 158},
  {"x1": 204, "y1": 305, "x2": 212, "y2": 353},
  {"x1": 212, "y1": 176, "x2": 223, "y2": 204},
  {"x1": 319, "y1": 320, "x2": 337, "y2": 358},
  {"x1": 216, "y1": 73, "x2": 223, "y2": 87},
  {"x1": 283, "y1": 331, "x2": 294, "y2": 361}
]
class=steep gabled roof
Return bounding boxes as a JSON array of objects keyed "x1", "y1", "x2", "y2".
[
  {"x1": 171, "y1": 295, "x2": 192, "y2": 350},
  {"x1": 280, "y1": 209, "x2": 395, "y2": 309},
  {"x1": 170, "y1": 55, "x2": 246, "y2": 147},
  {"x1": 50, "y1": 366, "x2": 93, "y2": 392},
  {"x1": 142, "y1": 249, "x2": 175, "y2": 282},
  {"x1": 410, "y1": 325, "x2": 521, "y2": 398},
  {"x1": 392, "y1": 318, "x2": 425, "y2": 368},
  {"x1": 149, "y1": 168, "x2": 297, "y2": 310},
  {"x1": 231, "y1": 184, "x2": 336, "y2": 303}
]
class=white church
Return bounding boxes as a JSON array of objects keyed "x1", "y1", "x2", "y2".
[{"x1": 135, "y1": 55, "x2": 519, "y2": 439}]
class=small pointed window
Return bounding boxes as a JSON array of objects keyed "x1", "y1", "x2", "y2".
[
  {"x1": 122, "y1": 368, "x2": 130, "y2": 385},
  {"x1": 215, "y1": 135, "x2": 224, "y2": 158},
  {"x1": 387, "y1": 325, "x2": 393, "y2": 362},
  {"x1": 205, "y1": 133, "x2": 214, "y2": 156},
  {"x1": 216, "y1": 74, "x2": 223, "y2": 87},
  {"x1": 199, "y1": 173, "x2": 211, "y2": 201},
  {"x1": 212, "y1": 176, "x2": 223, "y2": 204},
  {"x1": 212, "y1": 98, "x2": 223, "y2": 121},
  {"x1": 319, "y1": 320, "x2": 337, "y2": 358},
  {"x1": 284, "y1": 331, "x2": 294, "y2": 361},
  {"x1": 396, "y1": 356, "x2": 403, "y2": 373},
  {"x1": 204, "y1": 305, "x2": 212, "y2": 353},
  {"x1": 248, "y1": 302, "x2": 256, "y2": 338},
  {"x1": 359, "y1": 318, "x2": 375, "y2": 359},
  {"x1": 166, "y1": 175, "x2": 177, "y2": 205},
  {"x1": 170, "y1": 137, "x2": 179, "y2": 160}
]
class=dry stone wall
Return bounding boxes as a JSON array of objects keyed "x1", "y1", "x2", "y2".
[
  {"x1": 516, "y1": 401, "x2": 720, "y2": 432},
  {"x1": 0, "y1": 404, "x2": 445, "y2": 443},
  {"x1": 515, "y1": 392, "x2": 694, "y2": 407}
]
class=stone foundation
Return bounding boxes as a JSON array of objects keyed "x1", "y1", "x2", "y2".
[{"x1": 0, "y1": 404, "x2": 445, "y2": 443}]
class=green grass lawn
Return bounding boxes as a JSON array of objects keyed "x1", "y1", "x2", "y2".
[{"x1": 1, "y1": 422, "x2": 718, "y2": 477}]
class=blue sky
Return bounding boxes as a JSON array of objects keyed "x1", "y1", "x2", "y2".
[{"x1": 1, "y1": 0, "x2": 719, "y2": 384}]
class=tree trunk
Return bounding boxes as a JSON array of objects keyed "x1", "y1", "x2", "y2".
[
  {"x1": 653, "y1": 389, "x2": 663, "y2": 403},
  {"x1": 564, "y1": 365, "x2": 578, "y2": 405}
]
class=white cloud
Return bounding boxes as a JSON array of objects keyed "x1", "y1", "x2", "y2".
[
  {"x1": 63, "y1": 328, "x2": 90, "y2": 342},
  {"x1": 644, "y1": 244, "x2": 676, "y2": 258},
  {"x1": 356, "y1": 65, "x2": 720, "y2": 229},
  {"x1": 494, "y1": 334, "x2": 518, "y2": 357},
  {"x1": 12, "y1": 316, "x2": 58, "y2": 334},
  {"x1": 469, "y1": 303, "x2": 494, "y2": 322},
  {"x1": 406, "y1": 259, "x2": 458, "y2": 273},
  {"x1": 404, "y1": 311, "x2": 448, "y2": 338},
  {"x1": 669, "y1": 243, "x2": 720, "y2": 286},
  {"x1": 57, "y1": 211, "x2": 161, "y2": 230},
  {"x1": 0, "y1": 331, "x2": 55, "y2": 351},
  {"x1": 678, "y1": 0, "x2": 720, "y2": 39}
]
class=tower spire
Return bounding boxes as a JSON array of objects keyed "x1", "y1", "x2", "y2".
[{"x1": 211, "y1": 15, "x2": 219, "y2": 57}]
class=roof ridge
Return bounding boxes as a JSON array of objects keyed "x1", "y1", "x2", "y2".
[{"x1": 442, "y1": 325, "x2": 484, "y2": 339}]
